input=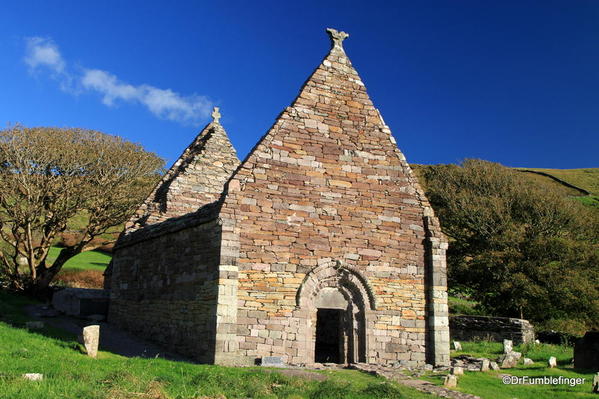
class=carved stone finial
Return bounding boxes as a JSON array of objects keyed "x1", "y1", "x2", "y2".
[
  {"x1": 211, "y1": 106, "x2": 221, "y2": 123},
  {"x1": 326, "y1": 28, "x2": 349, "y2": 51}
]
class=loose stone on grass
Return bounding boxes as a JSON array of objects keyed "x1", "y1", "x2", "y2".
[
  {"x1": 453, "y1": 341, "x2": 462, "y2": 351},
  {"x1": 490, "y1": 361, "x2": 500, "y2": 371},
  {"x1": 523, "y1": 358, "x2": 534, "y2": 365},
  {"x1": 25, "y1": 321, "x2": 44, "y2": 329},
  {"x1": 548, "y1": 356, "x2": 557, "y2": 368},
  {"x1": 498, "y1": 351, "x2": 521, "y2": 368},
  {"x1": 452, "y1": 366, "x2": 464, "y2": 375},
  {"x1": 503, "y1": 339, "x2": 513, "y2": 353},
  {"x1": 22, "y1": 373, "x2": 43, "y2": 381}
]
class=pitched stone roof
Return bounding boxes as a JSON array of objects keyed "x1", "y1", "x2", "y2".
[
  {"x1": 125, "y1": 108, "x2": 239, "y2": 233},
  {"x1": 223, "y1": 28, "x2": 438, "y2": 226}
]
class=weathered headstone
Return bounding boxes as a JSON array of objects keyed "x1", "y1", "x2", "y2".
[
  {"x1": 592, "y1": 372, "x2": 599, "y2": 394},
  {"x1": 22, "y1": 373, "x2": 43, "y2": 381},
  {"x1": 523, "y1": 358, "x2": 534, "y2": 365},
  {"x1": 83, "y1": 325, "x2": 100, "y2": 358},
  {"x1": 574, "y1": 332, "x2": 599, "y2": 370},
  {"x1": 503, "y1": 339, "x2": 513, "y2": 353},
  {"x1": 443, "y1": 374, "x2": 458, "y2": 388},
  {"x1": 25, "y1": 321, "x2": 44, "y2": 329},
  {"x1": 261, "y1": 356, "x2": 284, "y2": 367},
  {"x1": 498, "y1": 351, "x2": 521, "y2": 368},
  {"x1": 451, "y1": 366, "x2": 464, "y2": 375},
  {"x1": 453, "y1": 341, "x2": 462, "y2": 351},
  {"x1": 548, "y1": 356, "x2": 557, "y2": 368},
  {"x1": 490, "y1": 361, "x2": 500, "y2": 371},
  {"x1": 480, "y1": 358, "x2": 490, "y2": 371}
]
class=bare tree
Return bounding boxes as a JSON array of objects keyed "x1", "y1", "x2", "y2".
[{"x1": 0, "y1": 125, "x2": 164, "y2": 293}]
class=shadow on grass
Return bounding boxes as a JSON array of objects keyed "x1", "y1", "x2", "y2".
[{"x1": 0, "y1": 289, "x2": 80, "y2": 348}]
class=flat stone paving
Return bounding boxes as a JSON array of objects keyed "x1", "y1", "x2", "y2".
[{"x1": 351, "y1": 364, "x2": 481, "y2": 399}]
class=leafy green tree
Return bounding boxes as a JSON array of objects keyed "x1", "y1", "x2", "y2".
[
  {"x1": 0, "y1": 125, "x2": 164, "y2": 293},
  {"x1": 420, "y1": 159, "x2": 599, "y2": 333}
]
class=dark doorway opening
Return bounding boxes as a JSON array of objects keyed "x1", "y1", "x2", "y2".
[{"x1": 315, "y1": 308, "x2": 344, "y2": 363}]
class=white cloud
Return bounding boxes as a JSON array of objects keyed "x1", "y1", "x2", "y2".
[
  {"x1": 24, "y1": 37, "x2": 213, "y2": 125},
  {"x1": 24, "y1": 37, "x2": 66, "y2": 74}
]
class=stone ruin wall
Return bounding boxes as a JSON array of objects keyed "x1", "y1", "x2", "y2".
[
  {"x1": 216, "y1": 36, "x2": 449, "y2": 367},
  {"x1": 108, "y1": 218, "x2": 222, "y2": 362},
  {"x1": 449, "y1": 315, "x2": 535, "y2": 344}
]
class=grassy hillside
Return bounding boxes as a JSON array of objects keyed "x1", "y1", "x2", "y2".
[
  {"x1": 413, "y1": 164, "x2": 599, "y2": 209},
  {"x1": 517, "y1": 168, "x2": 599, "y2": 195},
  {"x1": 0, "y1": 291, "x2": 428, "y2": 399}
]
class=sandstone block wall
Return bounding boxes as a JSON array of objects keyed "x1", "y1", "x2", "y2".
[
  {"x1": 216, "y1": 31, "x2": 449, "y2": 367},
  {"x1": 109, "y1": 216, "x2": 222, "y2": 362},
  {"x1": 449, "y1": 315, "x2": 535, "y2": 344}
]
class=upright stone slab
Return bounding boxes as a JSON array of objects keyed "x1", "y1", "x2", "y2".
[
  {"x1": 503, "y1": 339, "x2": 513, "y2": 353},
  {"x1": 83, "y1": 325, "x2": 100, "y2": 358},
  {"x1": 574, "y1": 331, "x2": 599, "y2": 370}
]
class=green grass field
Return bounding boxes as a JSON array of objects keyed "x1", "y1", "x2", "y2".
[
  {"x1": 46, "y1": 247, "x2": 111, "y2": 271},
  {"x1": 0, "y1": 291, "x2": 431, "y2": 399},
  {"x1": 423, "y1": 340, "x2": 597, "y2": 399}
]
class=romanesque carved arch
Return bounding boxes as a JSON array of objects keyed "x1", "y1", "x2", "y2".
[{"x1": 296, "y1": 260, "x2": 376, "y2": 311}]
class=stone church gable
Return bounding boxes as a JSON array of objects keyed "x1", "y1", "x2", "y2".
[
  {"x1": 216, "y1": 29, "x2": 449, "y2": 366},
  {"x1": 109, "y1": 28, "x2": 450, "y2": 368},
  {"x1": 126, "y1": 109, "x2": 239, "y2": 232}
]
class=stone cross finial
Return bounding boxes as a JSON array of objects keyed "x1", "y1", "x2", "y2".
[
  {"x1": 211, "y1": 106, "x2": 221, "y2": 123},
  {"x1": 326, "y1": 28, "x2": 349, "y2": 51}
]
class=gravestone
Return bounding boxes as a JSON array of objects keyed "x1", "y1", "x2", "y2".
[
  {"x1": 574, "y1": 332, "x2": 599, "y2": 370},
  {"x1": 480, "y1": 358, "x2": 490, "y2": 371},
  {"x1": 503, "y1": 339, "x2": 513, "y2": 353},
  {"x1": 443, "y1": 374, "x2": 458, "y2": 388},
  {"x1": 452, "y1": 366, "x2": 464, "y2": 375},
  {"x1": 592, "y1": 372, "x2": 599, "y2": 394},
  {"x1": 83, "y1": 325, "x2": 100, "y2": 358},
  {"x1": 453, "y1": 341, "x2": 462, "y2": 351},
  {"x1": 548, "y1": 356, "x2": 557, "y2": 368}
]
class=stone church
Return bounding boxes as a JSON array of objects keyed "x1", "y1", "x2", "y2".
[{"x1": 107, "y1": 28, "x2": 450, "y2": 368}]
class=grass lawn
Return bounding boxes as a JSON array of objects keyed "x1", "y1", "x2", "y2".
[
  {"x1": 46, "y1": 246, "x2": 111, "y2": 272},
  {"x1": 423, "y1": 340, "x2": 597, "y2": 399},
  {"x1": 0, "y1": 291, "x2": 431, "y2": 399}
]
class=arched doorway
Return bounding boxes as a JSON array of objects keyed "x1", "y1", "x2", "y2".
[{"x1": 295, "y1": 261, "x2": 375, "y2": 364}]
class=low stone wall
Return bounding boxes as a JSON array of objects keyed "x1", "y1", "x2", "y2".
[{"x1": 449, "y1": 315, "x2": 535, "y2": 344}]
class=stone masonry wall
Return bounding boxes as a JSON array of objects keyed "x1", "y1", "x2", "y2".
[
  {"x1": 216, "y1": 30, "x2": 449, "y2": 367},
  {"x1": 109, "y1": 216, "x2": 222, "y2": 362},
  {"x1": 126, "y1": 121, "x2": 239, "y2": 232},
  {"x1": 449, "y1": 315, "x2": 535, "y2": 344}
]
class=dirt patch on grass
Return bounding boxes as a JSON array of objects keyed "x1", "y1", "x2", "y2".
[{"x1": 55, "y1": 269, "x2": 104, "y2": 289}]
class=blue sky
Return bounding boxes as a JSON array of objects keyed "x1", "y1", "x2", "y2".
[{"x1": 1, "y1": 1, "x2": 597, "y2": 168}]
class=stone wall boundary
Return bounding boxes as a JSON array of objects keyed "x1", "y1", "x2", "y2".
[{"x1": 449, "y1": 315, "x2": 535, "y2": 344}]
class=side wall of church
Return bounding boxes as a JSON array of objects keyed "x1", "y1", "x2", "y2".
[{"x1": 108, "y1": 218, "x2": 222, "y2": 362}]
